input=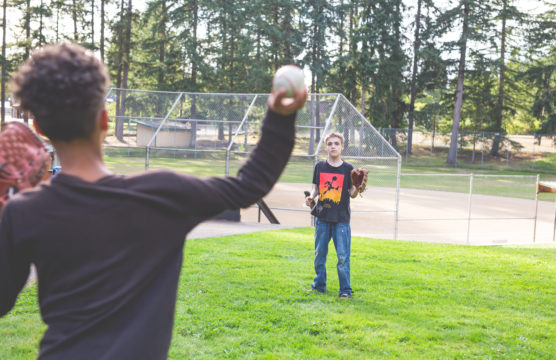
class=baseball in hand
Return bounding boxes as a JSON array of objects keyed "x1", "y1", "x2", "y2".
[{"x1": 272, "y1": 65, "x2": 305, "y2": 98}]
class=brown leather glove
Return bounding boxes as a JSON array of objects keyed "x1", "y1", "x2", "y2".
[
  {"x1": 351, "y1": 168, "x2": 369, "y2": 193},
  {"x1": 0, "y1": 122, "x2": 51, "y2": 211}
]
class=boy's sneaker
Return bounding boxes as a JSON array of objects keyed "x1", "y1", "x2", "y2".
[{"x1": 339, "y1": 293, "x2": 351, "y2": 299}]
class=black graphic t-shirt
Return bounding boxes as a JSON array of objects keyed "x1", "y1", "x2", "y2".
[{"x1": 311, "y1": 160, "x2": 353, "y2": 223}]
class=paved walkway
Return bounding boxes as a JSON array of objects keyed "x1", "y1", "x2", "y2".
[{"x1": 241, "y1": 183, "x2": 556, "y2": 245}]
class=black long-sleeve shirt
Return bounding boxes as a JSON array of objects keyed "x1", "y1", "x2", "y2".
[{"x1": 0, "y1": 109, "x2": 296, "y2": 359}]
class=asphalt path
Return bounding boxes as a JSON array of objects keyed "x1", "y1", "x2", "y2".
[{"x1": 240, "y1": 183, "x2": 556, "y2": 245}]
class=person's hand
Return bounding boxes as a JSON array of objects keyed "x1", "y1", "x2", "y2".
[
  {"x1": 305, "y1": 196, "x2": 314, "y2": 207},
  {"x1": 267, "y1": 87, "x2": 308, "y2": 116}
]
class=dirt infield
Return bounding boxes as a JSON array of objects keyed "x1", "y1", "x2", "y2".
[{"x1": 241, "y1": 183, "x2": 556, "y2": 245}]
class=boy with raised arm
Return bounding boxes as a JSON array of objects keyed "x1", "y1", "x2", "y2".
[{"x1": 0, "y1": 42, "x2": 307, "y2": 359}]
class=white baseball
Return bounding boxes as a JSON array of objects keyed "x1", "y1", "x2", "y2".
[{"x1": 272, "y1": 65, "x2": 305, "y2": 98}]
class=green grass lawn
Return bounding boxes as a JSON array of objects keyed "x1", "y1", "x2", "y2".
[{"x1": 1, "y1": 229, "x2": 554, "y2": 359}]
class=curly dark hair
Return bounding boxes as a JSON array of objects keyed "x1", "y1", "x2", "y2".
[{"x1": 11, "y1": 42, "x2": 109, "y2": 141}]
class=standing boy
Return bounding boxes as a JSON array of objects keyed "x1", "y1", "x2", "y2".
[
  {"x1": 305, "y1": 132, "x2": 367, "y2": 298},
  {"x1": 0, "y1": 42, "x2": 307, "y2": 359}
]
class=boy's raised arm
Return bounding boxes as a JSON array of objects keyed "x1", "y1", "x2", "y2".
[{"x1": 172, "y1": 88, "x2": 307, "y2": 218}]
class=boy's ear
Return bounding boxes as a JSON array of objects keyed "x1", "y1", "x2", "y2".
[{"x1": 100, "y1": 109, "x2": 109, "y2": 131}]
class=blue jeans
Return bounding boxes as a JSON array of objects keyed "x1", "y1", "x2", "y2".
[{"x1": 311, "y1": 218, "x2": 352, "y2": 294}]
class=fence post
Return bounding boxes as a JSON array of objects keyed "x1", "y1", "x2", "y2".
[
  {"x1": 394, "y1": 156, "x2": 401, "y2": 240},
  {"x1": 225, "y1": 150, "x2": 230, "y2": 176},
  {"x1": 145, "y1": 146, "x2": 150, "y2": 171},
  {"x1": 466, "y1": 174, "x2": 474, "y2": 244},
  {"x1": 405, "y1": 128, "x2": 410, "y2": 166},
  {"x1": 533, "y1": 174, "x2": 539, "y2": 243},
  {"x1": 481, "y1": 132, "x2": 485, "y2": 168},
  {"x1": 553, "y1": 202, "x2": 555, "y2": 242},
  {"x1": 380, "y1": 128, "x2": 384, "y2": 157}
]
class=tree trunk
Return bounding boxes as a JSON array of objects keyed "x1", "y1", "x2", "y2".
[
  {"x1": 338, "y1": 0, "x2": 345, "y2": 56},
  {"x1": 189, "y1": 0, "x2": 198, "y2": 148},
  {"x1": 101, "y1": 0, "x2": 105, "y2": 62},
  {"x1": 407, "y1": 0, "x2": 422, "y2": 155},
  {"x1": 25, "y1": 0, "x2": 30, "y2": 59},
  {"x1": 284, "y1": 6, "x2": 292, "y2": 63},
  {"x1": 273, "y1": 6, "x2": 278, "y2": 71},
  {"x1": 115, "y1": 0, "x2": 126, "y2": 141},
  {"x1": 157, "y1": 0, "x2": 166, "y2": 88},
  {"x1": 72, "y1": 0, "x2": 78, "y2": 41},
  {"x1": 118, "y1": 0, "x2": 132, "y2": 141},
  {"x1": 361, "y1": 83, "x2": 365, "y2": 118},
  {"x1": 1, "y1": 0, "x2": 6, "y2": 126},
  {"x1": 308, "y1": 76, "x2": 315, "y2": 155},
  {"x1": 348, "y1": 2, "x2": 356, "y2": 106},
  {"x1": 56, "y1": 2, "x2": 60, "y2": 42},
  {"x1": 91, "y1": 0, "x2": 95, "y2": 49},
  {"x1": 315, "y1": 85, "x2": 320, "y2": 145},
  {"x1": 39, "y1": 0, "x2": 44, "y2": 46},
  {"x1": 359, "y1": 84, "x2": 366, "y2": 155},
  {"x1": 391, "y1": 0, "x2": 403, "y2": 149},
  {"x1": 491, "y1": 0, "x2": 507, "y2": 156},
  {"x1": 115, "y1": 0, "x2": 123, "y2": 127},
  {"x1": 447, "y1": 1, "x2": 469, "y2": 165}
]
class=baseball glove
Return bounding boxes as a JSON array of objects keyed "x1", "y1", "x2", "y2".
[
  {"x1": 0, "y1": 121, "x2": 51, "y2": 211},
  {"x1": 351, "y1": 168, "x2": 369, "y2": 193}
]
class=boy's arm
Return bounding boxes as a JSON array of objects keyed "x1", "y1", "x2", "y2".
[
  {"x1": 305, "y1": 163, "x2": 319, "y2": 207},
  {"x1": 310, "y1": 184, "x2": 318, "y2": 199},
  {"x1": 173, "y1": 88, "x2": 307, "y2": 218},
  {"x1": 350, "y1": 186, "x2": 359, "y2": 198},
  {"x1": 0, "y1": 205, "x2": 31, "y2": 317}
]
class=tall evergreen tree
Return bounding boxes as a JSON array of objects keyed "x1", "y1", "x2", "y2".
[
  {"x1": 361, "y1": 0, "x2": 406, "y2": 150},
  {"x1": 137, "y1": 0, "x2": 180, "y2": 90},
  {"x1": 442, "y1": 0, "x2": 494, "y2": 164},
  {"x1": 522, "y1": 3, "x2": 555, "y2": 137},
  {"x1": 407, "y1": 0, "x2": 422, "y2": 155},
  {"x1": 490, "y1": 0, "x2": 526, "y2": 155},
  {"x1": 301, "y1": 0, "x2": 334, "y2": 153}
]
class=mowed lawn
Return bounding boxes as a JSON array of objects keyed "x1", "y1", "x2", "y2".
[{"x1": 1, "y1": 228, "x2": 554, "y2": 359}]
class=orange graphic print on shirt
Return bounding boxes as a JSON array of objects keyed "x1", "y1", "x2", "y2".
[{"x1": 319, "y1": 173, "x2": 344, "y2": 204}]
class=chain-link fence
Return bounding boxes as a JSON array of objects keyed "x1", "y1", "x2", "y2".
[
  {"x1": 103, "y1": 89, "x2": 402, "y2": 238},
  {"x1": 101, "y1": 89, "x2": 554, "y2": 244},
  {"x1": 396, "y1": 173, "x2": 555, "y2": 244},
  {"x1": 380, "y1": 128, "x2": 556, "y2": 170}
]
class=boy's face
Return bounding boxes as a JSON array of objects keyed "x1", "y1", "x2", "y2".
[{"x1": 326, "y1": 136, "x2": 344, "y2": 157}]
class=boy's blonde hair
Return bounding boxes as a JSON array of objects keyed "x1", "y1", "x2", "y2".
[{"x1": 324, "y1": 132, "x2": 344, "y2": 145}]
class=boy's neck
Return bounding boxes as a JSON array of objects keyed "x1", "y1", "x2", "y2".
[
  {"x1": 327, "y1": 154, "x2": 343, "y2": 167},
  {"x1": 53, "y1": 138, "x2": 112, "y2": 182}
]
